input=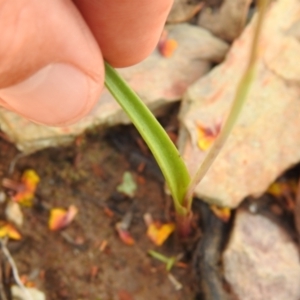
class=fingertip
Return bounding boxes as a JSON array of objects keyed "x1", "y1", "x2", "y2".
[
  {"x1": 0, "y1": 0, "x2": 104, "y2": 126},
  {"x1": 0, "y1": 63, "x2": 104, "y2": 127},
  {"x1": 74, "y1": 0, "x2": 173, "y2": 67}
]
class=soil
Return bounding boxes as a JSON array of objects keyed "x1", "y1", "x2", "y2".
[{"x1": 0, "y1": 107, "x2": 200, "y2": 300}]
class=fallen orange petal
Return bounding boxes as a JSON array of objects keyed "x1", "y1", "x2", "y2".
[
  {"x1": 158, "y1": 30, "x2": 178, "y2": 58},
  {"x1": 159, "y1": 39, "x2": 178, "y2": 58},
  {"x1": 12, "y1": 169, "x2": 40, "y2": 207},
  {"x1": 49, "y1": 205, "x2": 78, "y2": 231},
  {"x1": 21, "y1": 170, "x2": 40, "y2": 191},
  {"x1": 116, "y1": 223, "x2": 135, "y2": 246},
  {"x1": 147, "y1": 222, "x2": 175, "y2": 246},
  {"x1": 210, "y1": 205, "x2": 231, "y2": 222},
  {"x1": 196, "y1": 123, "x2": 219, "y2": 151},
  {"x1": 0, "y1": 223, "x2": 21, "y2": 240}
]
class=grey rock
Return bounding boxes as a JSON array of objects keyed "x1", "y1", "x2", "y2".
[
  {"x1": 178, "y1": 0, "x2": 300, "y2": 207},
  {"x1": 198, "y1": 0, "x2": 252, "y2": 42},
  {"x1": 223, "y1": 210, "x2": 300, "y2": 300}
]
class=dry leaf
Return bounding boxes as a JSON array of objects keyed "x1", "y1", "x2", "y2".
[
  {"x1": 5, "y1": 201, "x2": 23, "y2": 226},
  {"x1": 0, "y1": 222, "x2": 21, "y2": 240},
  {"x1": 49, "y1": 205, "x2": 78, "y2": 231},
  {"x1": 147, "y1": 222, "x2": 175, "y2": 246},
  {"x1": 210, "y1": 205, "x2": 231, "y2": 222},
  {"x1": 115, "y1": 223, "x2": 135, "y2": 246}
]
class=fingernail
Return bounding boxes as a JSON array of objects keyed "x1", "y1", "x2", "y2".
[{"x1": 0, "y1": 63, "x2": 93, "y2": 126}]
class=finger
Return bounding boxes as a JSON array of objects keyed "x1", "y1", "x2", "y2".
[
  {"x1": 0, "y1": 0, "x2": 104, "y2": 126},
  {"x1": 73, "y1": 0, "x2": 173, "y2": 67}
]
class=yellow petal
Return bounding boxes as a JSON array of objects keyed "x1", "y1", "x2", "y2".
[
  {"x1": 267, "y1": 181, "x2": 296, "y2": 197},
  {"x1": 147, "y1": 223, "x2": 175, "y2": 246},
  {"x1": 13, "y1": 169, "x2": 40, "y2": 207},
  {"x1": 49, "y1": 205, "x2": 78, "y2": 231},
  {"x1": 0, "y1": 223, "x2": 21, "y2": 240},
  {"x1": 210, "y1": 205, "x2": 231, "y2": 222},
  {"x1": 197, "y1": 124, "x2": 218, "y2": 151},
  {"x1": 22, "y1": 170, "x2": 40, "y2": 190}
]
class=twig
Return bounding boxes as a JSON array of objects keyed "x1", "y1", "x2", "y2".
[{"x1": 0, "y1": 239, "x2": 33, "y2": 300}]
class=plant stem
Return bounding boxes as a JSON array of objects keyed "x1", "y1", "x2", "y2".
[
  {"x1": 184, "y1": 0, "x2": 269, "y2": 209},
  {"x1": 104, "y1": 63, "x2": 191, "y2": 215}
]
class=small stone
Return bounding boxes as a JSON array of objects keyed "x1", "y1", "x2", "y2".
[
  {"x1": 223, "y1": 210, "x2": 300, "y2": 300},
  {"x1": 198, "y1": 0, "x2": 252, "y2": 42}
]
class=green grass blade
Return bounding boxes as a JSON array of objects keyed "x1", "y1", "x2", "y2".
[{"x1": 104, "y1": 63, "x2": 191, "y2": 215}]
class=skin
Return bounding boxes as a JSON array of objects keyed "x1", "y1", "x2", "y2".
[{"x1": 0, "y1": 0, "x2": 173, "y2": 126}]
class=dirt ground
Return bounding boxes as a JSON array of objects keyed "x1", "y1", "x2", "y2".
[{"x1": 0, "y1": 107, "x2": 202, "y2": 300}]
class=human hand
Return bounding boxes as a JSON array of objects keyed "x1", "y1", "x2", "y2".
[{"x1": 0, "y1": 0, "x2": 173, "y2": 126}]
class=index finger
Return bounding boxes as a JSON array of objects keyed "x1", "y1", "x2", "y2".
[{"x1": 73, "y1": 0, "x2": 173, "y2": 67}]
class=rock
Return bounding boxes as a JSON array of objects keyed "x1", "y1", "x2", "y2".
[
  {"x1": 178, "y1": 0, "x2": 300, "y2": 207},
  {"x1": 12, "y1": 285, "x2": 45, "y2": 300},
  {"x1": 223, "y1": 210, "x2": 300, "y2": 300},
  {"x1": 198, "y1": 0, "x2": 252, "y2": 42},
  {"x1": 167, "y1": 0, "x2": 204, "y2": 24},
  {"x1": 0, "y1": 24, "x2": 228, "y2": 153}
]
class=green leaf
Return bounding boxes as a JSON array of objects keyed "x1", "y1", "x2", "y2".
[
  {"x1": 105, "y1": 63, "x2": 191, "y2": 215},
  {"x1": 117, "y1": 171, "x2": 137, "y2": 198}
]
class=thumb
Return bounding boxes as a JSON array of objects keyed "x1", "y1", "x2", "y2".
[{"x1": 0, "y1": 0, "x2": 104, "y2": 126}]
